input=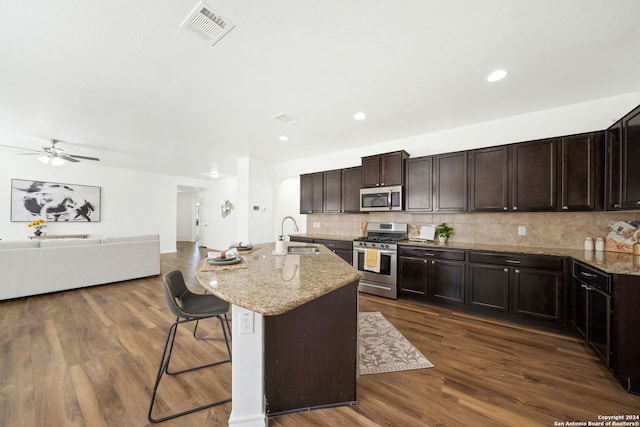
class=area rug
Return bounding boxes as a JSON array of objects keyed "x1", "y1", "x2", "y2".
[{"x1": 359, "y1": 311, "x2": 434, "y2": 375}]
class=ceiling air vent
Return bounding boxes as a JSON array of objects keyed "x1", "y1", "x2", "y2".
[
  {"x1": 181, "y1": 1, "x2": 235, "y2": 46},
  {"x1": 272, "y1": 113, "x2": 300, "y2": 126}
]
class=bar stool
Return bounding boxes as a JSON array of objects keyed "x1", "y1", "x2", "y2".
[{"x1": 148, "y1": 270, "x2": 232, "y2": 423}]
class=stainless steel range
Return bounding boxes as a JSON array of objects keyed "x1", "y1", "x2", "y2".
[{"x1": 353, "y1": 222, "x2": 407, "y2": 299}]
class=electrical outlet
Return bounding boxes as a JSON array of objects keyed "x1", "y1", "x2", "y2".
[
  {"x1": 518, "y1": 226, "x2": 527, "y2": 236},
  {"x1": 239, "y1": 311, "x2": 253, "y2": 334}
]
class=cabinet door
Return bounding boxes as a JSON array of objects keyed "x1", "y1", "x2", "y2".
[
  {"x1": 405, "y1": 157, "x2": 433, "y2": 212},
  {"x1": 469, "y1": 146, "x2": 509, "y2": 211},
  {"x1": 323, "y1": 169, "x2": 342, "y2": 213},
  {"x1": 511, "y1": 138, "x2": 558, "y2": 211},
  {"x1": 622, "y1": 105, "x2": 640, "y2": 209},
  {"x1": 398, "y1": 257, "x2": 428, "y2": 297},
  {"x1": 560, "y1": 132, "x2": 603, "y2": 211},
  {"x1": 341, "y1": 166, "x2": 361, "y2": 213},
  {"x1": 429, "y1": 259, "x2": 465, "y2": 304},
  {"x1": 299, "y1": 174, "x2": 313, "y2": 214},
  {"x1": 573, "y1": 278, "x2": 588, "y2": 338},
  {"x1": 513, "y1": 268, "x2": 562, "y2": 321},
  {"x1": 606, "y1": 121, "x2": 623, "y2": 210},
  {"x1": 361, "y1": 155, "x2": 381, "y2": 188},
  {"x1": 380, "y1": 152, "x2": 404, "y2": 186},
  {"x1": 468, "y1": 263, "x2": 509, "y2": 312},
  {"x1": 311, "y1": 173, "x2": 324, "y2": 212},
  {"x1": 434, "y1": 152, "x2": 468, "y2": 212}
]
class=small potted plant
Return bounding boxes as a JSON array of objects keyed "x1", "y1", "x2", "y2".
[{"x1": 435, "y1": 223, "x2": 453, "y2": 244}]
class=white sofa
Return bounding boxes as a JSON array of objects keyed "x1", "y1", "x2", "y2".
[{"x1": 0, "y1": 234, "x2": 161, "y2": 300}]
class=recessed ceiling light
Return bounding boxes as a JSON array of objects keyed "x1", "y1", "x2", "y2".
[
  {"x1": 487, "y1": 69, "x2": 508, "y2": 82},
  {"x1": 279, "y1": 135, "x2": 289, "y2": 141},
  {"x1": 353, "y1": 112, "x2": 366, "y2": 120}
]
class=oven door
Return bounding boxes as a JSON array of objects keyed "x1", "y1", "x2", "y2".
[{"x1": 353, "y1": 247, "x2": 396, "y2": 286}]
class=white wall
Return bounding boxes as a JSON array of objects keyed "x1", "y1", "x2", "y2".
[
  {"x1": 0, "y1": 154, "x2": 209, "y2": 253},
  {"x1": 275, "y1": 91, "x2": 640, "y2": 180},
  {"x1": 203, "y1": 176, "x2": 239, "y2": 250}
]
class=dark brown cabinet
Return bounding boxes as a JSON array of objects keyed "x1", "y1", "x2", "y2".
[
  {"x1": 290, "y1": 236, "x2": 353, "y2": 264},
  {"x1": 405, "y1": 157, "x2": 433, "y2": 212},
  {"x1": 341, "y1": 166, "x2": 362, "y2": 213},
  {"x1": 404, "y1": 152, "x2": 467, "y2": 213},
  {"x1": 622, "y1": 105, "x2": 640, "y2": 209},
  {"x1": 361, "y1": 151, "x2": 409, "y2": 188},
  {"x1": 469, "y1": 138, "x2": 559, "y2": 212},
  {"x1": 434, "y1": 152, "x2": 468, "y2": 212},
  {"x1": 398, "y1": 246, "x2": 466, "y2": 304},
  {"x1": 300, "y1": 172, "x2": 323, "y2": 214},
  {"x1": 511, "y1": 138, "x2": 559, "y2": 211},
  {"x1": 468, "y1": 251, "x2": 565, "y2": 328},
  {"x1": 323, "y1": 169, "x2": 342, "y2": 213},
  {"x1": 468, "y1": 146, "x2": 509, "y2": 211},
  {"x1": 560, "y1": 132, "x2": 604, "y2": 211},
  {"x1": 606, "y1": 104, "x2": 640, "y2": 210}
]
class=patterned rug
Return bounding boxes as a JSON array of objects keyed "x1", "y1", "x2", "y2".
[{"x1": 359, "y1": 311, "x2": 434, "y2": 375}]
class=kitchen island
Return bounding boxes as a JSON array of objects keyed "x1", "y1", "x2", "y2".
[{"x1": 196, "y1": 242, "x2": 362, "y2": 426}]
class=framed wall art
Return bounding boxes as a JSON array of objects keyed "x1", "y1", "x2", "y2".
[{"x1": 11, "y1": 179, "x2": 101, "y2": 222}]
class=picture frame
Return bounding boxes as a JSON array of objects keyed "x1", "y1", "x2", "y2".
[{"x1": 11, "y1": 179, "x2": 101, "y2": 222}]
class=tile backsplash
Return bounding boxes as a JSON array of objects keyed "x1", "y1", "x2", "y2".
[{"x1": 306, "y1": 210, "x2": 640, "y2": 250}]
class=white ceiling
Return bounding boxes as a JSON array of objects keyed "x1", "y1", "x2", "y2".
[{"x1": 1, "y1": 0, "x2": 639, "y2": 180}]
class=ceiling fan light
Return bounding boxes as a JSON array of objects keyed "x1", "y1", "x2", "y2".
[
  {"x1": 39, "y1": 155, "x2": 50, "y2": 164},
  {"x1": 51, "y1": 156, "x2": 65, "y2": 166}
]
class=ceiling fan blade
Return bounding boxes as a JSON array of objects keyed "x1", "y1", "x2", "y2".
[
  {"x1": 0, "y1": 143, "x2": 40, "y2": 153},
  {"x1": 59, "y1": 154, "x2": 80, "y2": 163},
  {"x1": 69, "y1": 154, "x2": 100, "y2": 161}
]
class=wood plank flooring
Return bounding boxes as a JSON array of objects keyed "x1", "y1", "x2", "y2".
[{"x1": 1, "y1": 241, "x2": 638, "y2": 426}]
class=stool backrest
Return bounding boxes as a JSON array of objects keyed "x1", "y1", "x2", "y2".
[{"x1": 163, "y1": 270, "x2": 190, "y2": 318}]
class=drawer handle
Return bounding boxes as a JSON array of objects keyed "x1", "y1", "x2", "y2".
[
  {"x1": 423, "y1": 253, "x2": 435, "y2": 257},
  {"x1": 580, "y1": 271, "x2": 597, "y2": 278},
  {"x1": 506, "y1": 260, "x2": 521, "y2": 264}
]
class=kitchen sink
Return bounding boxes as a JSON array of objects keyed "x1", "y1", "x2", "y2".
[{"x1": 287, "y1": 246, "x2": 320, "y2": 254}]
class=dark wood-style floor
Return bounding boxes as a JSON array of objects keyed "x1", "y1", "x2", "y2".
[{"x1": 1, "y1": 242, "x2": 638, "y2": 426}]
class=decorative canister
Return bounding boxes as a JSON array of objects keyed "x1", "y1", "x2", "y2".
[
  {"x1": 595, "y1": 237, "x2": 605, "y2": 252},
  {"x1": 633, "y1": 240, "x2": 640, "y2": 256},
  {"x1": 584, "y1": 238, "x2": 594, "y2": 251}
]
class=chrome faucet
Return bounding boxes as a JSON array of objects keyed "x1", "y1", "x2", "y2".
[{"x1": 280, "y1": 216, "x2": 299, "y2": 240}]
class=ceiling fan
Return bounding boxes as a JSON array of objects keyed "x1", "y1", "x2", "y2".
[{"x1": 0, "y1": 138, "x2": 100, "y2": 165}]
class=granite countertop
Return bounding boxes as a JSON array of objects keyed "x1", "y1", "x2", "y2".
[
  {"x1": 195, "y1": 242, "x2": 362, "y2": 316},
  {"x1": 289, "y1": 233, "x2": 358, "y2": 242},
  {"x1": 399, "y1": 240, "x2": 640, "y2": 276}
]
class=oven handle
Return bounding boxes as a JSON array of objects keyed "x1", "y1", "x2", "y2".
[
  {"x1": 359, "y1": 282, "x2": 392, "y2": 291},
  {"x1": 354, "y1": 247, "x2": 397, "y2": 256}
]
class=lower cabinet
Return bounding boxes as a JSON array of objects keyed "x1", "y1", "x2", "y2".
[
  {"x1": 398, "y1": 246, "x2": 466, "y2": 304},
  {"x1": 468, "y1": 251, "x2": 566, "y2": 328}
]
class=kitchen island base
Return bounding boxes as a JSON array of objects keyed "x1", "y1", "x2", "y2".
[{"x1": 265, "y1": 281, "x2": 358, "y2": 416}]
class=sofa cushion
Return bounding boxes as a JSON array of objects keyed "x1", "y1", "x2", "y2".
[
  {"x1": 0, "y1": 240, "x2": 41, "y2": 249},
  {"x1": 102, "y1": 234, "x2": 160, "y2": 244},
  {"x1": 40, "y1": 238, "x2": 103, "y2": 247}
]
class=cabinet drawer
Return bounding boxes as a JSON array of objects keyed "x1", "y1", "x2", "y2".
[
  {"x1": 573, "y1": 261, "x2": 611, "y2": 294},
  {"x1": 469, "y1": 252, "x2": 563, "y2": 271},
  {"x1": 399, "y1": 246, "x2": 465, "y2": 261}
]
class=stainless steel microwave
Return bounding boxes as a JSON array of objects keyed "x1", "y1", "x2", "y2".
[{"x1": 360, "y1": 186, "x2": 403, "y2": 211}]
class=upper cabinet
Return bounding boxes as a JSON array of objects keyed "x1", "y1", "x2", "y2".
[
  {"x1": 323, "y1": 166, "x2": 362, "y2": 213},
  {"x1": 469, "y1": 146, "x2": 509, "y2": 211},
  {"x1": 300, "y1": 172, "x2": 323, "y2": 214},
  {"x1": 361, "y1": 150, "x2": 409, "y2": 188},
  {"x1": 434, "y1": 152, "x2": 468, "y2": 212},
  {"x1": 560, "y1": 132, "x2": 604, "y2": 211},
  {"x1": 469, "y1": 138, "x2": 558, "y2": 212},
  {"x1": 405, "y1": 152, "x2": 467, "y2": 212},
  {"x1": 606, "y1": 104, "x2": 640, "y2": 210},
  {"x1": 622, "y1": 105, "x2": 640, "y2": 209},
  {"x1": 511, "y1": 138, "x2": 559, "y2": 211}
]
